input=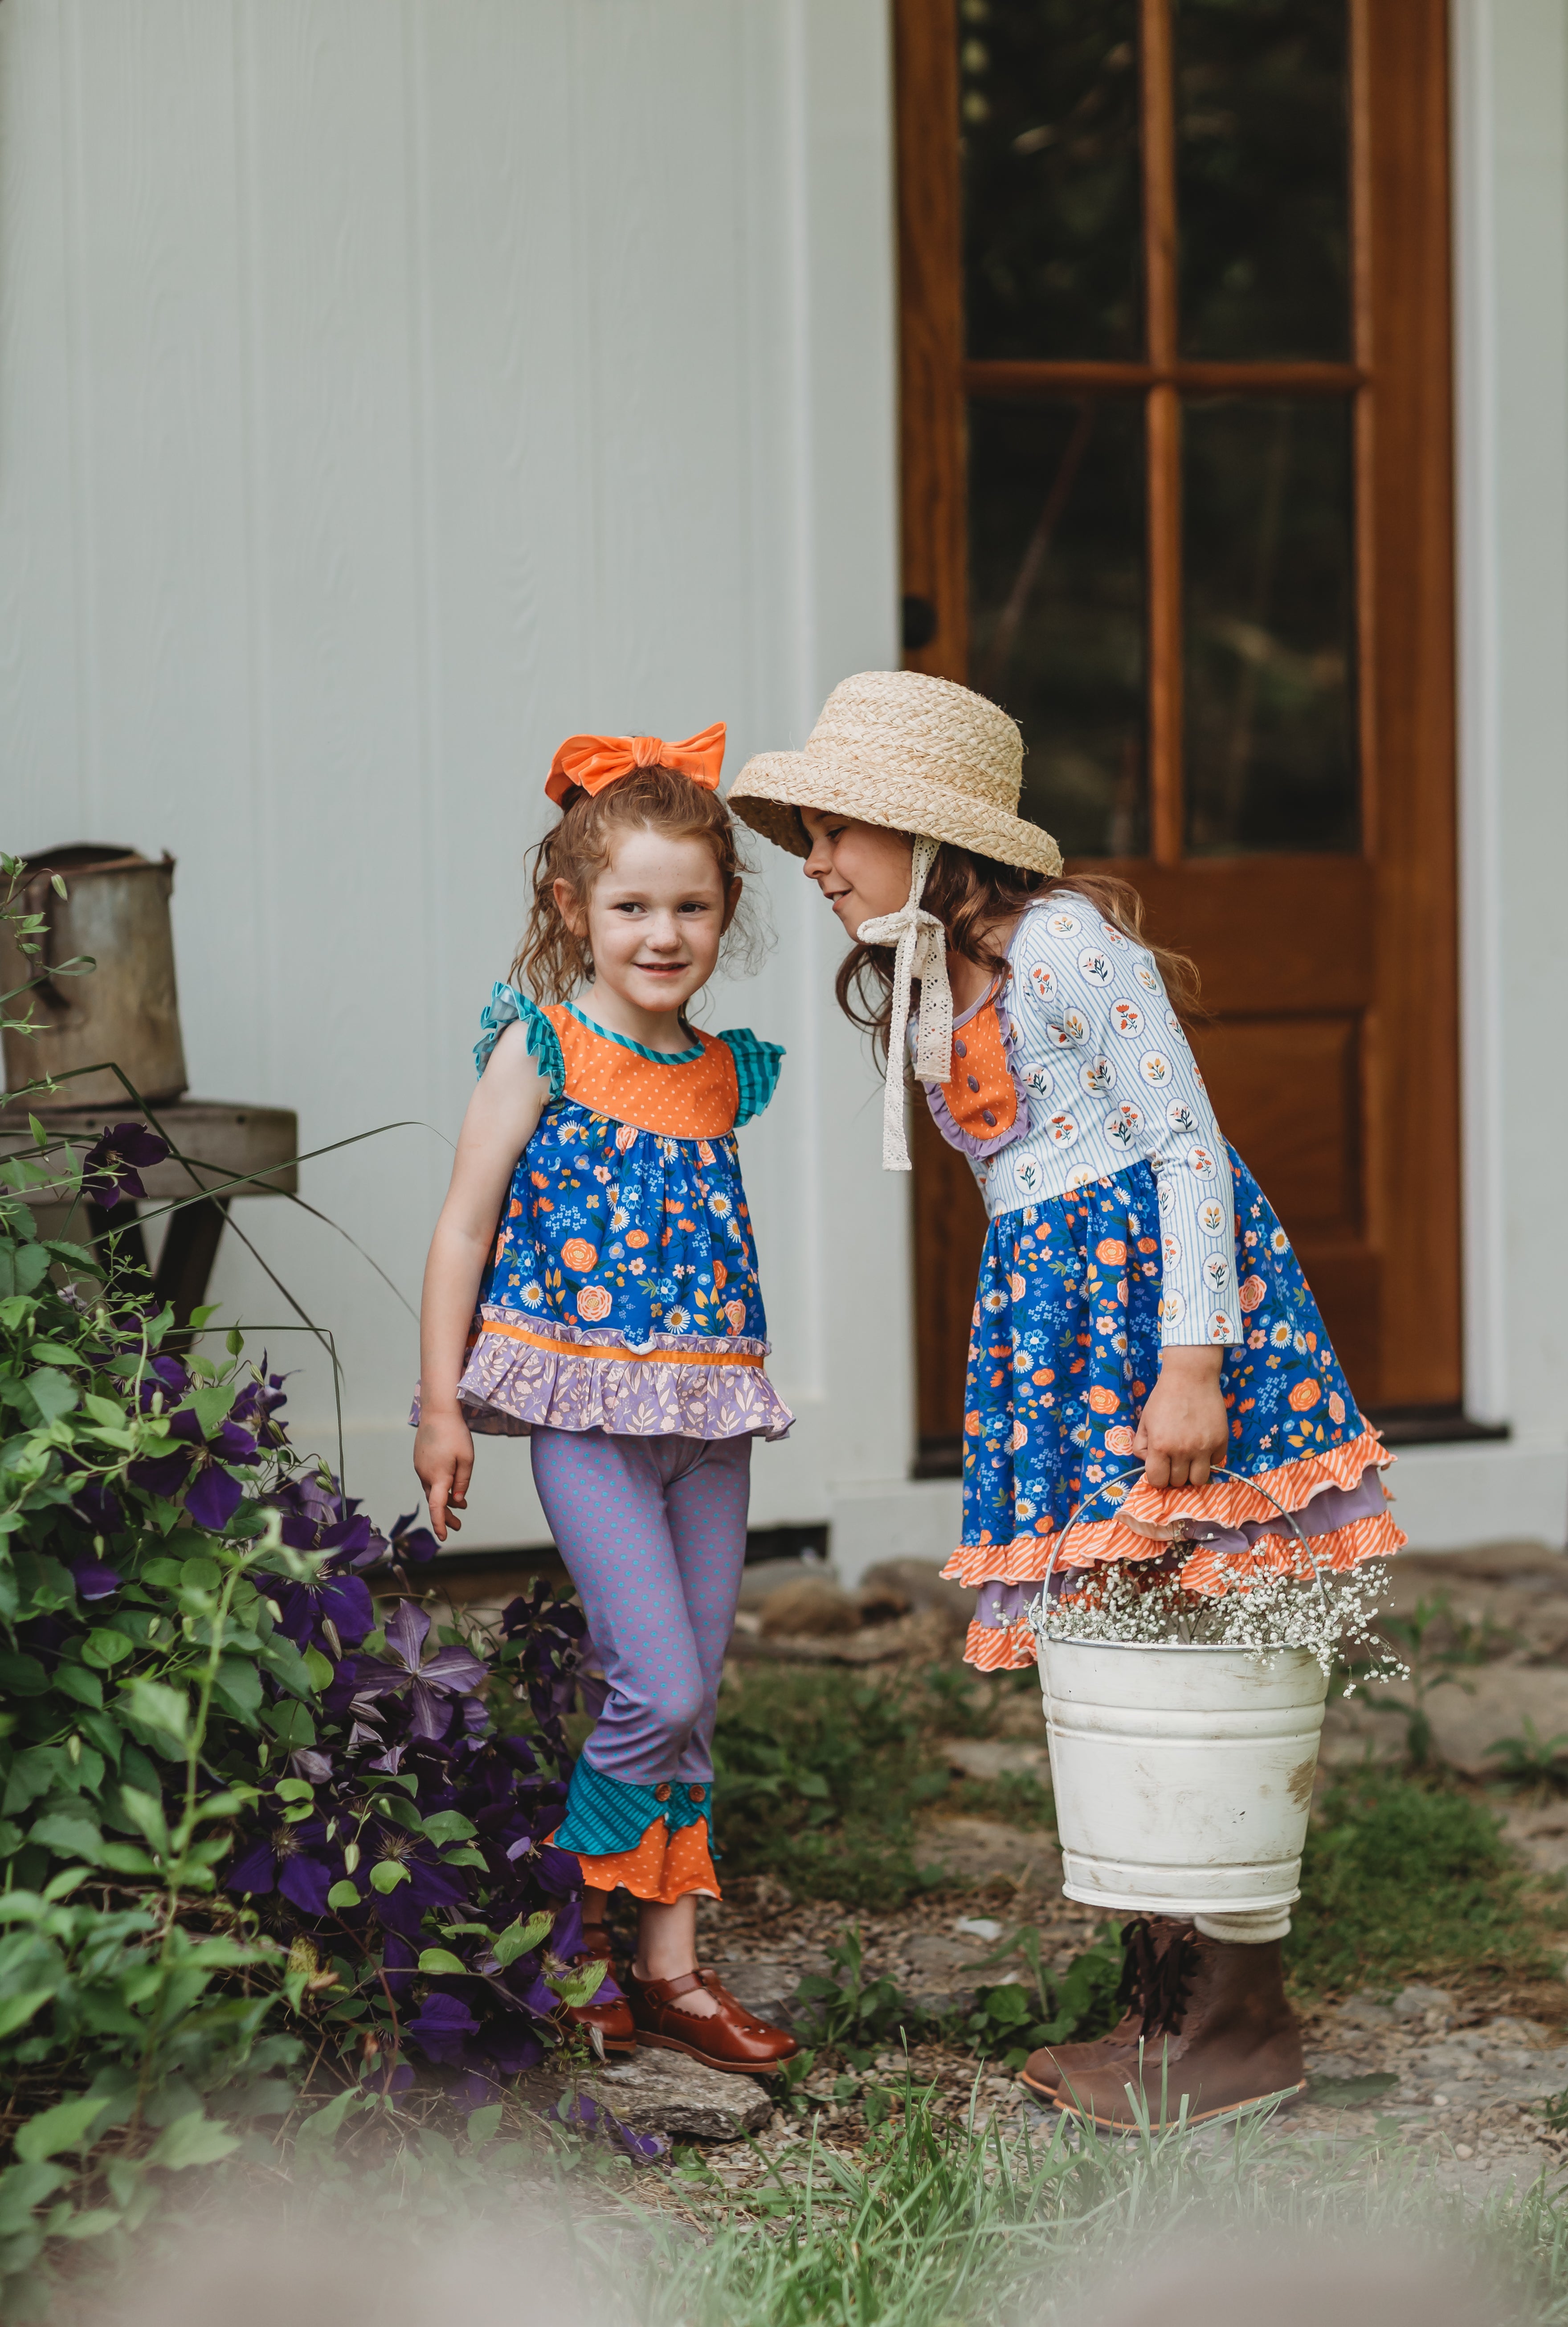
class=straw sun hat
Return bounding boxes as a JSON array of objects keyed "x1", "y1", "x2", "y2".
[
  {"x1": 727, "y1": 668, "x2": 1062, "y2": 874},
  {"x1": 728, "y1": 670, "x2": 1062, "y2": 1172}
]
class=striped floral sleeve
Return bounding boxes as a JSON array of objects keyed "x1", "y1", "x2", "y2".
[{"x1": 1125, "y1": 957, "x2": 1241, "y2": 1349}]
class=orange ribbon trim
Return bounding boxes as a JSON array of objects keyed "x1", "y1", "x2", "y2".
[
  {"x1": 476, "y1": 1319, "x2": 763, "y2": 1368},
  {"x1": 547, "y1": 721, "x2": 726, "y2": 805}
]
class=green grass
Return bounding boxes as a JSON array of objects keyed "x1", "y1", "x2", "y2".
[
  {"x1": 1287, "y1": 1766, "x2": 1566, "y2": 2000},
  {"x1": 621, "y1": 2095, "x2": 1568, "y2": 2327},
  {"x1": 111, "y1": 2087, "x2": 1568, "y2": 2327},
  {"x1": 712, "y1": 1666, "x2": 956, "y2": 1905}
]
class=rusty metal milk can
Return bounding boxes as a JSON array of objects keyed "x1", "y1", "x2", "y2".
[{"x1": 0, "y1": 845, "x2": 188, "y2": 1105}]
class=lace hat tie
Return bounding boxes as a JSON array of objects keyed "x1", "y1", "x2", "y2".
[{"x1": 855, "y1": 836, "x2": 954, "y2": 1172}]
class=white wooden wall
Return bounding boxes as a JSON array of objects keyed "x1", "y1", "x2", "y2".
[{"x1": 0, "y1": 0, "x2": 931, "y2": 1564}]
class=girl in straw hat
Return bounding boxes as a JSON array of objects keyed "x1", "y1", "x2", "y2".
[
  {"x1": 728, "y1": 669, "x2": 1404, "y2": 2129},
  {"x1": 414, "y1": 725, "x2": 799, "y2": 2078}
]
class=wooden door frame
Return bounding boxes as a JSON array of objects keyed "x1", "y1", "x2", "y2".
[{"x1": 895, "y1": 0, "x2": 1461, "y2": 1441}]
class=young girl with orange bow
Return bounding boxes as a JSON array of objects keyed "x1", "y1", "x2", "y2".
[{"x1": 414, "y1": 723, "x2": 798, "y2": 2076}]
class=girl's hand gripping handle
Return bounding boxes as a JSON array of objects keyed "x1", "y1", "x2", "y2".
[
  {"x1": 415, "y1": 1019, "x2": 552, "y2": 1540},
  {"x1": 1132, "y1": 1345, "x2": 1229, "y2": 1490}
]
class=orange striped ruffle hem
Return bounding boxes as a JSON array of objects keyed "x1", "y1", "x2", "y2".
[
  {"x1": 964, "y1": 1617, "x2": 1039, "y2": 1674},
  {"x1": 940, "y1": 1429, "x2": 1394, "y2": 1587},
  {"x1": 567, "y1": 1814, "x2": 720, "y2": 1906},
  {"x1": 960, "y1": 1508, "x2": 1407, "y2": 1673},
  {"x1": 1176, "y1": 1506, "x2": 1405, "y2": 1596}
]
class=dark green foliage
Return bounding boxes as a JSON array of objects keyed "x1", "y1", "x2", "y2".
[
  {"x1": 1487, "y1": 1716, "x2": 1568, "y2": 1788},
  {"x1": 713, "y1": 1668, "x2": 953, "y2": 1906},
  {"x1": 949, "y1": 1920, "x2": 1124, "y2": 2073},
  {"x1": 0, "y1": 857, "x2": 614, "y2": 2315},
  {"x1": 1286, "y1": 1767, "x2": 1560, "y2": 1998}
]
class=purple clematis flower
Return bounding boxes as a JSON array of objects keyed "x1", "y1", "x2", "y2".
[
  {"x1": 183, "y1": 1462, "x2": 246, "y2": 1531},
  {"x1": 168, "y1": 1404, "x2": 260, "y2": 1466},
  {"x1": 388, "y1": 1511, "x2": 440, "y2": 1568},
  {"x1": 231, "y1": 1366, "x2": 290, "y2": 1448},
  {"x1": 352, "y1": 1601, "x2": 487, "y2": 1744},
  {"x1": 70, "y1": 1552, "x2": 122, "y2": 1600},
  {"x1": 271, "y1": 1477, "x2": 385, "y2": 1566},
  {"x1": 405, "y1": 1990, "x2": 480, "y2": 2067},
  {"x1": 362, "y1": 1831, "x2": 470, "y2": 1941},
  {"x1": 270, "y1": 1566, "x2": 376, "y2": 1660},
  {"x1": 80, "y1": 1121, "x2": 170, "y2": 1209},
  {"x1": 227, "y1": 1815, "x2": 336, "y2": 1915},
  {"x1": 483, "y1": 2025, "x2": 544, "y2": 2078},
  {"x1": 558, "y1": 2092, "x2": 664, "y2": 2163}
]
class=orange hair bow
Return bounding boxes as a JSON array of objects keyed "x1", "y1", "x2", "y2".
[{"x1": 546, "y1": 721, "x2": 727, "y2": 806}]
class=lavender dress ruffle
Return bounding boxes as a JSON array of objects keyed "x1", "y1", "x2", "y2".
[
  {"x1": 441, "y1": 1314, "x2": 793, "y2": 1443},
  {"x1": 971, "y1": 1463, "x2": 1391, "y2": 1634}
]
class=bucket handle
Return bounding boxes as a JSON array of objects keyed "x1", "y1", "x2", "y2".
[{"x1": 1038, "y1": 1460, "x2": 1331, "y2": 1622}]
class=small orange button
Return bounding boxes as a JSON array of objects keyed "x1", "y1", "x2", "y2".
[
  {"x1": 654, "y1": 1783, "x2": 671, "y2": 1802},
  {"x1": 688, "y1": 1784, "x2": 706, "y2": 1804}
]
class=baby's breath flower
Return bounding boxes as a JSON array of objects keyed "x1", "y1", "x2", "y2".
[{"x1": 1029, "y1": 1558, "x2": 1408, "y2": 1687}]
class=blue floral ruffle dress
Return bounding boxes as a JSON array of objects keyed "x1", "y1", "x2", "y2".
[
  {"x1": 452, "y1": 986, "x2": 792, "y2": 1443},
  {"x1": 921, "y1": 896, "x2": 1404, "y2": 1670}
]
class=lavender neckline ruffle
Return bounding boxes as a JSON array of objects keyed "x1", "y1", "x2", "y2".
[
  {"x1": 411, "y1": 1323, "x2": 794, "y2": 1444},
  {"x1": 916, "y1": 988, "x2": 1032, "y2": 1161},
  {"x1": 970, "y1": 1466, "x2": 1389, "y2": 1631}
]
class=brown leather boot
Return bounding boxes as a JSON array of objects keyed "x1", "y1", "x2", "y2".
[
  {"x1": 629, "y1": 1967, "x2": 799, "y2": 2075},
  {"x1": 567, "y1": 1922, "x2": 636, "y2": 2058},
  {"x1": 1052, "y1": 1931, "x2": 1306, "y2": 2130},
  {"x1": 1017, "y1": 1917, "x2": 1192, "y2": 2102}
]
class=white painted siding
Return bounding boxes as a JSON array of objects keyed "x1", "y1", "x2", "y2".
[
  {"x1": 7, "y1": 0, "x2": 1563, "y2": 1567},
  {"x1": 1405, "y1": 0, "x2": 1568, "y2": 1547},
  {"x1": 0, "y1": 0, "x2": 910, "y2": 1554}
]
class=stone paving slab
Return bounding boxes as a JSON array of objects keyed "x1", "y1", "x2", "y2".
[{"x1": 521, "y1": 2044, "x2": 773, "y2": 2142}]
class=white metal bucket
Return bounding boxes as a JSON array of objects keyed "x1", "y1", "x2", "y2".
[{"x1": 1038, "y1": 1636, "x2": 1328, "y2": 1940}]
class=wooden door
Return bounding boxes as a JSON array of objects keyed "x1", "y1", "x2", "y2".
[{"x1": 898, "y1": 0, "x2": 1460, "y2": 1474}]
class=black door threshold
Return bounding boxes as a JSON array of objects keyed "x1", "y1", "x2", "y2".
[{"x1": 1366, "y1": 1405, "x2": 1511, "y2": 1449}]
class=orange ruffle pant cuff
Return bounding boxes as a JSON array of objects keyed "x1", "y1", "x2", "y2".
[{"x1": 564, "y1": 1814, "x2": 721, "y2": 1906}]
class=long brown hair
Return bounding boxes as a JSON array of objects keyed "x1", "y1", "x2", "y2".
[
  {"x1": 834, "y1": 843, "x2": 1202, "y2": 1066},
  {"x1": 514, "y1": 766, "x2": 758, "y2": 1002}
]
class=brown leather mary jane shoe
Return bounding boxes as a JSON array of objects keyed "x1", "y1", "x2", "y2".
[
  {"x1": 629, "y1": 1967, "x2": 799, "y2": 2075},
  {"x1": 568, "y1": 1922, "x2": 636, "y2": 2058}
]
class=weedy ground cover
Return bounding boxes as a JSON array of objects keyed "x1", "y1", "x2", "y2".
[
  {"x1": 618, "y1": 2096, "x2": 1568, "y2": 2327},
  {"x1": 710, "y1": 1663, "x2": 1049, "y2": 1907},
  {"x1": 101, "y1": 2088, "x2": 1568, "y2": 2327},
  {"x1": 710, "y1": 1661, "x2": 1568, "y2": 2014},
  {"x1": 1286, "y1": 1767, "x2": 1568, "y2": 2002}
]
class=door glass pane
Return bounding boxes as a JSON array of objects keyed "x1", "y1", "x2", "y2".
[
  {"x1": 1176, "y1": 0, "x2": 1351, "y2": 359},
  {"x1": 960, "y1": 0, "x2": 1141, "y2": 360},
  {"x1": 1183, "y1": 397, "x2": 1357, "y2": 854},
  {"x1": 969, "y1": 397, "x2": 1146, "y2": 855}
]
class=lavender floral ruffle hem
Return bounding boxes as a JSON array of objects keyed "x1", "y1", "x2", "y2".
[
  {"x1": 972, "y1": 1465, "x2": 1391, "y2": 1635},
  {"x1": 410, "y1": 1311, "x2": 794, "y2": 1444}
]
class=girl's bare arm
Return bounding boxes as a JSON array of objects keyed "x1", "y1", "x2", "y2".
[{"x1": 414, "y1": 1024, "x2": 551, "y2": 1538}]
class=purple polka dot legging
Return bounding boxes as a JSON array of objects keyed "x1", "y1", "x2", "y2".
[{"x1": 529, "y1": 1425, "x2": 752, "y2": 1788}]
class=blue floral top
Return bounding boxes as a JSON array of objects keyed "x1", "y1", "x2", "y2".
[{"x1": 452, "y1": 987, "x2": 792, "y2": 1443}]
